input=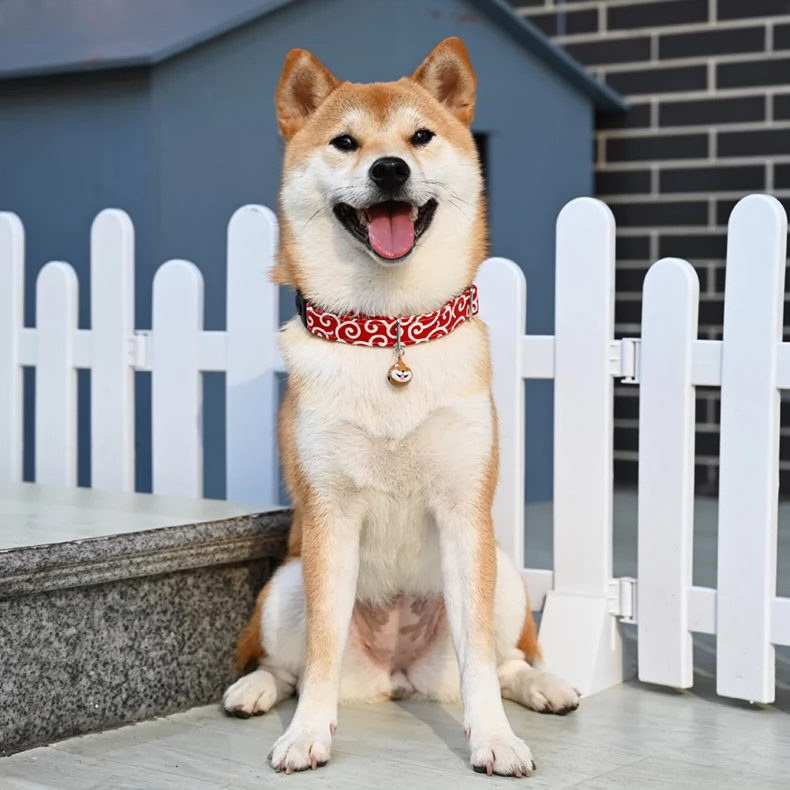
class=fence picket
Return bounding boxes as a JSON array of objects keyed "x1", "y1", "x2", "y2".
[
  {"x1": 91, "y1": 209, "x2": 135, "y2": 492},
  {"x1": 552, "y1": 197, "x2": 616, "y2": 597},
  {"x1": 539, "y1": 197, "x2": 624, "y2": 696},
  {"x1": 151, "y1": 260, "x2": 204, "y2": 498},
  {"x1": 35, "y1": 263, "x2": 79, "y2": 486},
  {"x1": 226, "y1": 205, "x2": 280, "y2": 505},
  {"x1": 477, "y1": 257, "x2": 526, "y2": 565},
  {"x1": 638, "y1": 258, "x2": 699, "y2": 689},
  {"x1": 0, "y1": 213, "x2": 24, "y2": 483},
  {"x1": 717, "y1": 195, "x2": 787, "y2": 703}
]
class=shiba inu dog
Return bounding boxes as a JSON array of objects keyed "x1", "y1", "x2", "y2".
[{"x1": 222, "y1": 38, "x2": 579, "y2": 777}]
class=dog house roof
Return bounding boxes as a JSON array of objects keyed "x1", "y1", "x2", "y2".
[{"x1": 0, "y1": 0, "x2": 625, "y2": 110}]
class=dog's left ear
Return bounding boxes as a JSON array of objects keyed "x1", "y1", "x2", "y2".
[
  {"x1": 411, "y1": 38, "x2": 476, "y2": 126},
  {"x1": 276, "y1": 49, "x2": 340, "y2": 139}
]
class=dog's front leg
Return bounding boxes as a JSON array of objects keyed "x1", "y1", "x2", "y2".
[
  {"x1": 268, "y1": 499, "x2": 362, "y2": 773},
  {"x1": 437, "y1": 504, "x2": 535, "y2": 777}
]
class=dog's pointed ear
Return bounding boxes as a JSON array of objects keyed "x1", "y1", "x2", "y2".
[
  {"x1": 411, "y1": 38, "x2": 476, "y2": 126},
  {"x1": 276, "y1": 49, "x2": 340, "y2": 139}
]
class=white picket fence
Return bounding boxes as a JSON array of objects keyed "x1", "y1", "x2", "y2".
[{"x1": 1, "y1": 195, "x2": 789, "y2": 705}]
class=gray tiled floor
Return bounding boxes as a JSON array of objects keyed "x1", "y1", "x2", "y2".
[{"x1": 3, "y1": 680, "x2": 790, "y2": 789}]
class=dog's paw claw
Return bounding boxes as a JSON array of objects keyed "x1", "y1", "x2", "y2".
[
  {"x1": 470, "y1": 731, "x2": 534, "y2": 777},
  {"x1": 269, "y1": 725, "x2": 333, "y2": 774}
]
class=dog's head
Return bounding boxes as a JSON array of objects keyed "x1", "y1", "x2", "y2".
[{"x1": 274, "y1": 38, "x2": 486, "y2": 316}]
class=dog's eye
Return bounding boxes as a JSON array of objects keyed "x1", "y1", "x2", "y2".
[
  {"x1": 330, "y1": 135, "x2": 359, "y2": 152},
  {"x1": 411, "y1": 129, "x2": 435, "y2": 146}
]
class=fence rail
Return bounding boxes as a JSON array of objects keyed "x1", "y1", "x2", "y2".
[{"x1": 1, "y1": 194, "x2": 788, "y2": 703}]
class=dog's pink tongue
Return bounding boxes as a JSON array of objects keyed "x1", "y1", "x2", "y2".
[{"x1": 367, "y1": 203, "x2": 415, "y2": 259}]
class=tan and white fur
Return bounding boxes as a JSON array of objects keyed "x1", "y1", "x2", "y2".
[{"x1": 222, "y1": 38, "x2": 579, "y2": 777}]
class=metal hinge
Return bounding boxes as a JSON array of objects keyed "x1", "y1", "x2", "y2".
[
  {"x1": 618, "y1": 338, "x2": 641, "y2": 384},
  {"x1": 129, "y1": 331, "x2": 150, "y2": 370},
  {"x1": 608, "y1": 577, "x2": 637, "y2": 624}
]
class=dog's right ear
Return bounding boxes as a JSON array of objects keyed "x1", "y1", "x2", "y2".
[{"x1": 276, "y1": 49, "x2": 340, "y2": 140}]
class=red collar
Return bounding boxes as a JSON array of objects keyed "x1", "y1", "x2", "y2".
[{"x1": 295, "y1": 286, "x2": 479, "y2": 347}]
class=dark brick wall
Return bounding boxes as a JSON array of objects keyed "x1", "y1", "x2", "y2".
[{"x1": 512, "y1": 0, "x2": 790, "y2": 494}]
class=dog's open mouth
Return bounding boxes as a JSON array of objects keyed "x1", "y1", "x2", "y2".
[{"x1": 333, "y1": 199, "x2": 438, "y2": 261}]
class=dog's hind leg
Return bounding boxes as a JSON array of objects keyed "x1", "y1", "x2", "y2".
[
  {"x1": 494, "y1": 547, "x2": 580, "y2": 715},
  {"x1": 222, "y1": 559, "x2": 304, "y2": 717}
]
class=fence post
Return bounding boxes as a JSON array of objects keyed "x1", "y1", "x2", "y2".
[
  {"x1": 91, "y1": 209, "x2": 135, "y2": 492},
  {"x1": 476, "y1": 258, "x2": 526, "y2": 566},
  {"x1": 35, "y1": 262, "x2": 79, "y2": 486},
  {"x1": 0, "y1": 213, "x2": 24, "y2": 483},
  {"x1": 717, "y1": 195, "x2": 787, "y2": 703},
  {"x1": 637, "y1": 258, "x2": 699, "y2": 688},
  {"x1": 226, "y1": 205, "x2": 280, "y2": 505},
  {"x1": 539, "y1": 197, "x2": 627, "y2": 696},
  {"x1": 151, "y1": 260, "x2": 204, "y2": 498}
]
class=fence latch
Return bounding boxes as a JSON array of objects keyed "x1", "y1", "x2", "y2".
[
  {"x1": 618, "y1": 338, "x2": 641, "y2": 384},
  {"x1": 608, "y1": 577, "x2": 637, "y2": 624}
]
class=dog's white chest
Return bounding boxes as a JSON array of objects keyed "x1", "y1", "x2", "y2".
[{"x1": 282, "y1": 318, "x2": 492, "y2": 493}]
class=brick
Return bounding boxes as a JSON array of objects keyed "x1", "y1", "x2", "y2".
[
  {"x1": 616, "y1": 235, "x2": 652, "y2": 259},
  {"x1": 776, "y1": 163, "x2": 790, "y2": 188},
  {"x1": 659, "y1": 26, "x2": 765, "y2": 59},
  {"x1": 696, "y1": 430, "x2": 720, "y2": 457},
  {"x1": 615, "y1": 299, "x2": 643, "y2": 324},
  {"x1": 659, "y1": 95, "x2": 765, "y2": 127},
  {"x1": 606, "y1": 133, "x2": 708, "y2": 162},
  {"x1": 658, "y1": 233, "x2": 727, "y2": 259},
  {"x1": 614, "y1": 393, "x2": 640, "y2": 420},
  {"x1": 699, "y1": 298, "x2": 725, "y2": 326},
  {"x1": 717, "y1": 57, "x2": 790, "y2": 88},
  {"x1": 775, "y1": 94, "x2": 790, "y2": 120},
  {"x1": 596, "y1": 169, "x2": 652, "y2": 195},
  {"x1": 696, "y1": 463, "x2": 718, "y2": 494},
  {"x1": 614, "y1": 426, "x2": 639, "y2": 452},
  {"x1": 776, "y1": 24, "x2": 790, "y2": 50},
  {"x1": 610, "y1": 200, "x2": 708, "y2": 227},
  {"x1": 714, "y1": 265, "x2": 726, "y2": 293},
  {"x1": 597, "y1": 103, "x2": 652, "y2": 131},
  {"x1": 696, "y1": 429, "x2": 720, "y2": 457},
  {"x1": 660, "y1": 164, "x2": 765, "y2": 193},
  {"x1": 565, "y1": 37, "x2": 652, "y2": 67},
  {"x1": 696, "y1": 396, "x2": 711, "y2": 424},
  {"x1": 606, "y1": 64, "x2": 707, "y2": 95},
  {"x1": 617, "y1": 267, "x2": 649, "y2": 292},
  {"x1": 718, "y1": 128, "x2": 790, "y2": 157},
  {"x1": 717, "y1": 0, "x2": 790, "y2": 20},
  {"x1": 608, "y1": 0, "x2": 709, "y2": 30},
  {"x1": 522, "y1": 8, "x2": 598, "y2": 36},
  {"x1": 613, "y1": 459, "x2": 639, "y2": 486}
]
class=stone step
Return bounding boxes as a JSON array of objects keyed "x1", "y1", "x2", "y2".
[{"x1": 0, "y1": 482, "x2": 289, "y2": 755}]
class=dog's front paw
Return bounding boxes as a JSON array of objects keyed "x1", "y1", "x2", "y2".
[
  {"x1": 524, "y1": 672, "x2": 580, "y2": 715},
  {"x1": 469, "y1": 730, "x2": 535, "y2": 777},
  {"x1": 269, "y1": 723, "x2": 333, "y2": 774}
]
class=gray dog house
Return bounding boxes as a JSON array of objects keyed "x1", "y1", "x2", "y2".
[{"x1": 0, "y1": 0, "x2": 624, "y2": 502}]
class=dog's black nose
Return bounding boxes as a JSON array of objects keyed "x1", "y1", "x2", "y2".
[{"x1": 369, "y1": 157, "x2": 410, "y2": 192}]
